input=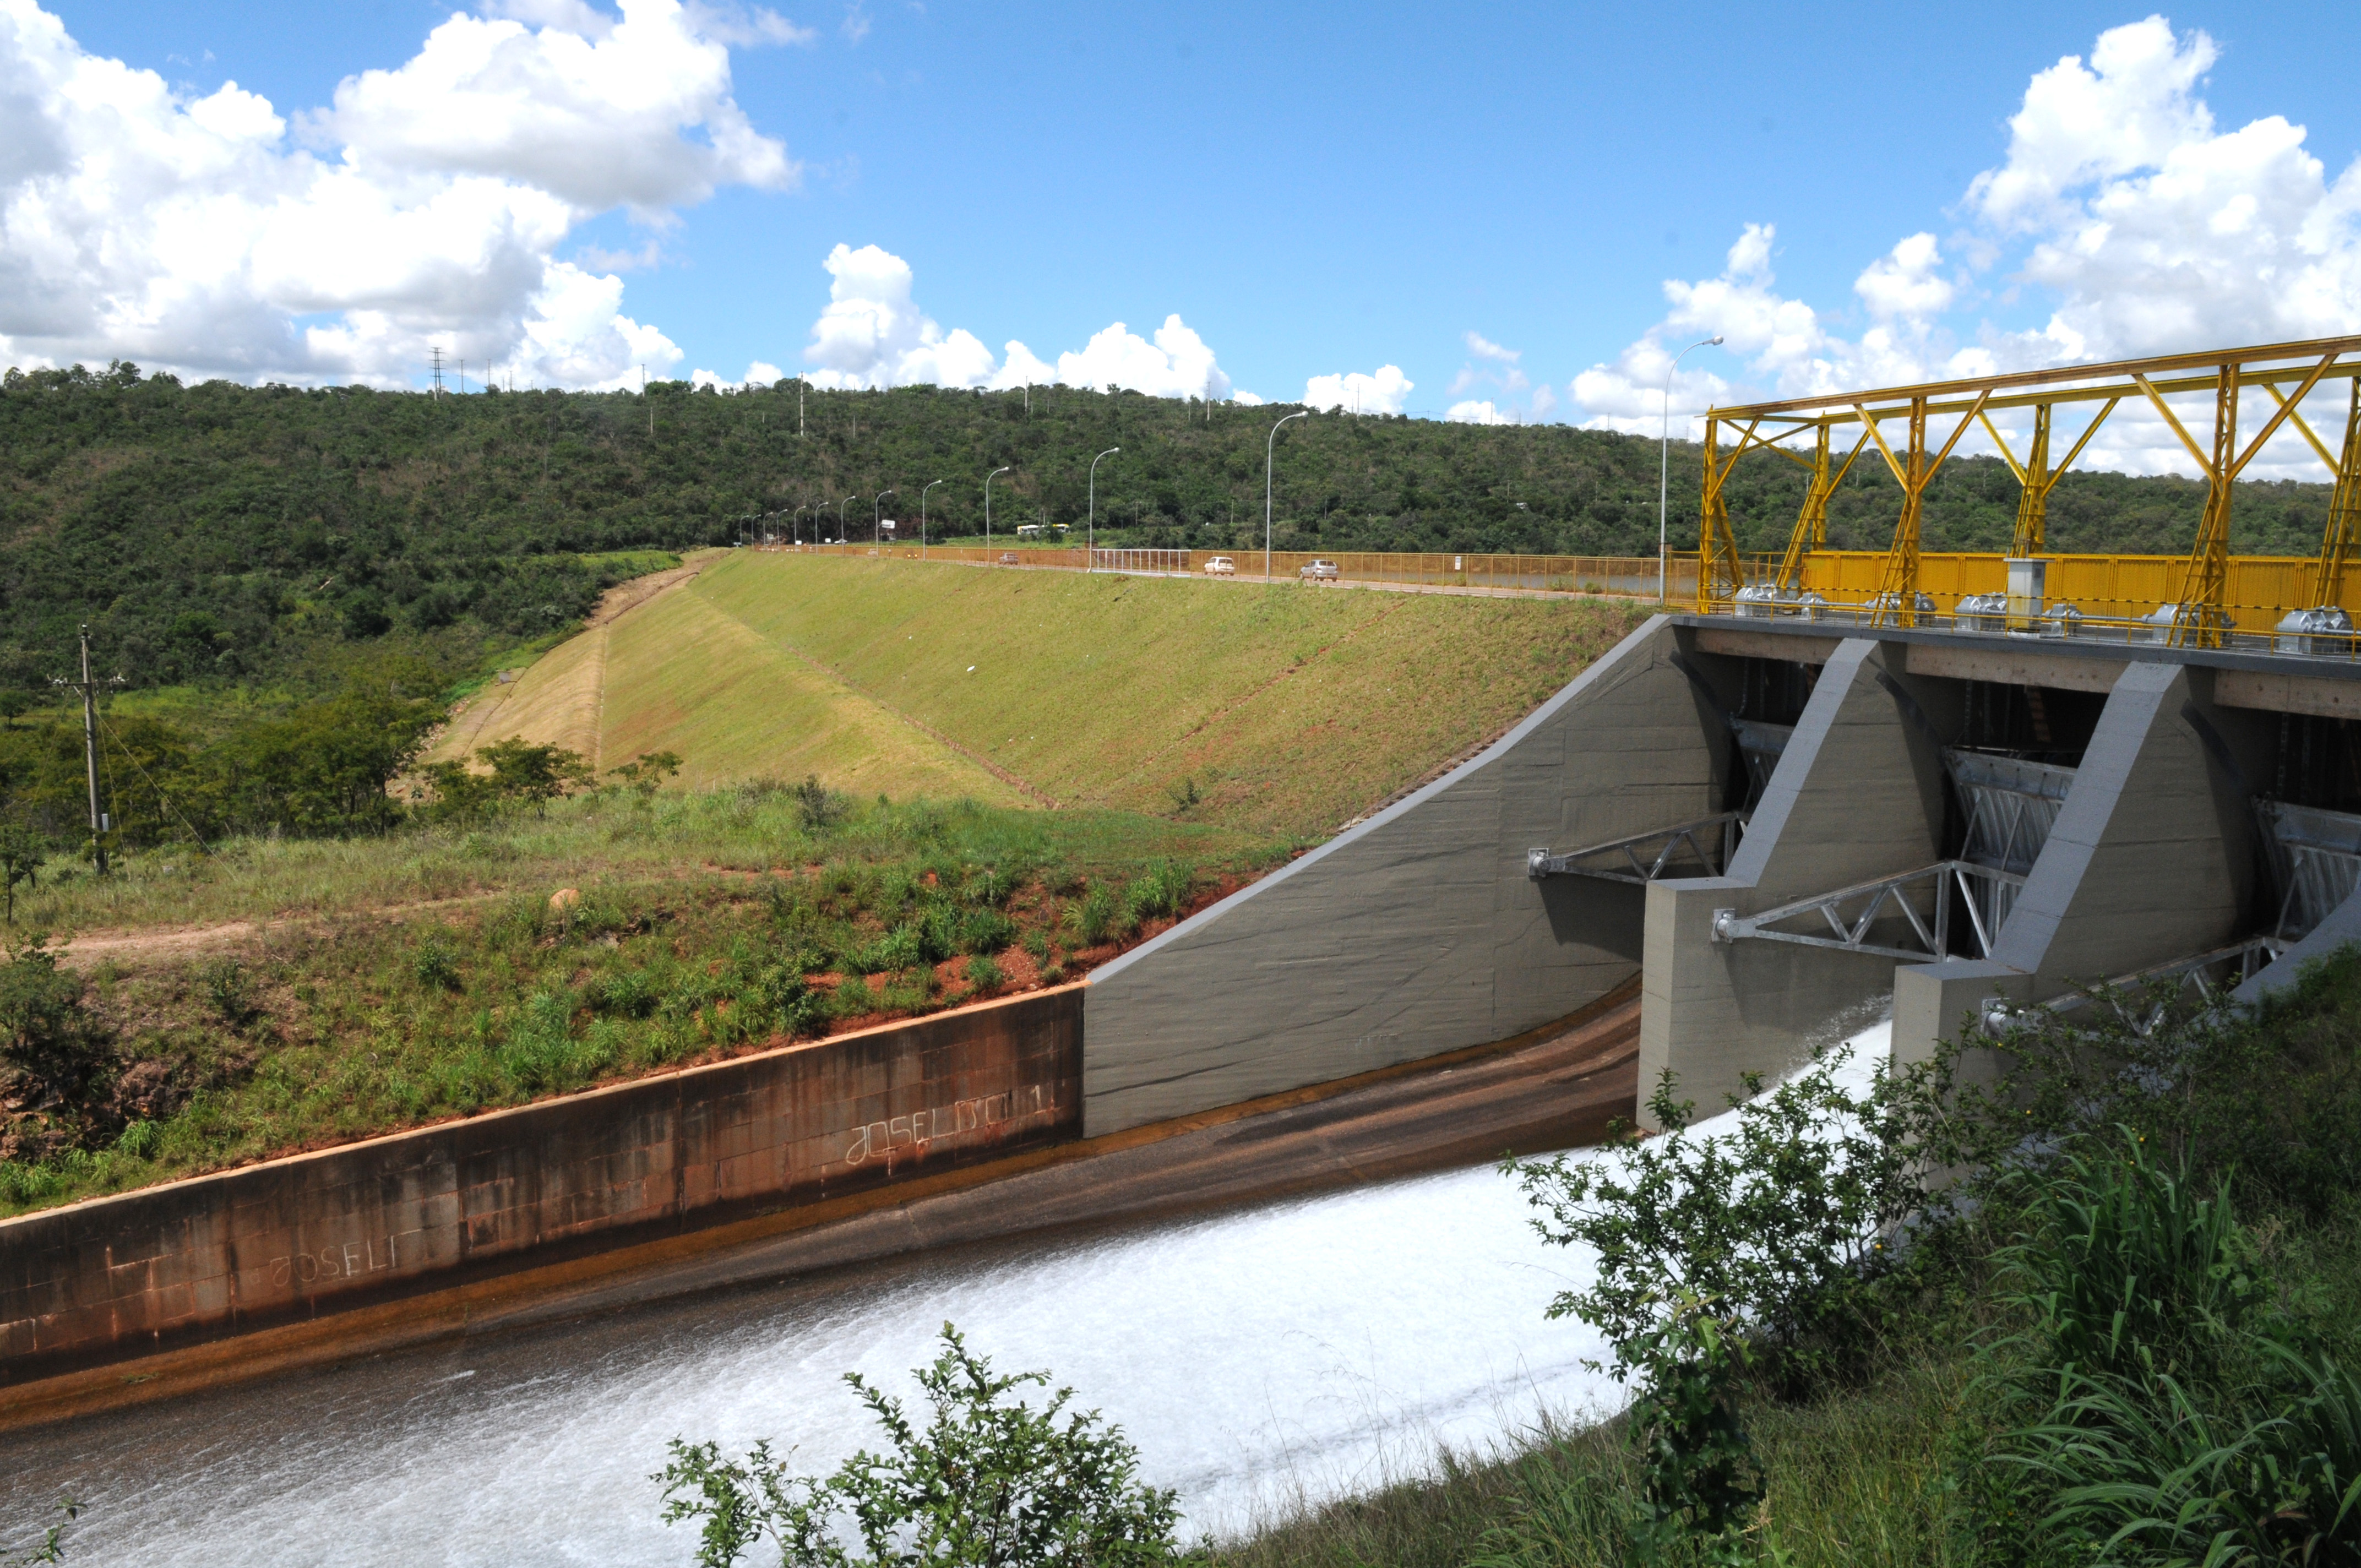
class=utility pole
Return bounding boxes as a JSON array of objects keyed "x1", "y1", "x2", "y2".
[
  {"x1": 799, "y1": 380, "x2": 805, "y2": 438},
  {"x1": 52, "y1": 625, "x2": 119, "y2": 874}
]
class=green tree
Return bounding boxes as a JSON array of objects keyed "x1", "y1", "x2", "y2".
[
  {"x1": 655, "y1": 1324, "x2": 1187, "y2": 1567},
  {"x1": 0, "y1": 937, "x2": 115, "y2": 1143},
  {"x1": 0, "y1": 822, "x2": 39, "y2": 921},
  {"x1": 607, "y1": 748, "x2": 683, "y2": 797},
  {"x1": 421, "y1": 737, "x2": 593, "y2": 820}
]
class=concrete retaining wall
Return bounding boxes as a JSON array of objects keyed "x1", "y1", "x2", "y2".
[
  {"x1": 0, "y1": 988, "x2": 1081, "y2": 1386},
  {"x1": 1081, "y1": 616, "x2": 1723, "y2": 1135}
]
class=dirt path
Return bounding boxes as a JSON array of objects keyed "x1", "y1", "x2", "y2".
[
  {"x1": 57, "y1": 892, "x2": 507, "y2": 970},
  {"x1": 431, "y1": 557, "x2": 714, "y2": 767}
]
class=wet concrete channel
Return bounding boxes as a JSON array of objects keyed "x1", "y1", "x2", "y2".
[{"x1": 4, "y1": 1003, "x2": 1644, "y2": 1561}]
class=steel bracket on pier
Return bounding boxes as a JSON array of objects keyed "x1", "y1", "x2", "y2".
[
  {"x1": 1711, "y1": 859, "x2": 2026, "y2": 962},
  {"x1": 1527, "y1": 811, "x2": 1745, "y2": 884},
  {"x1": 1983, "y1": 935, "x2": 2288, "y2": 1039}
]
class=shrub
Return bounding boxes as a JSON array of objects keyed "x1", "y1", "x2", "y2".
[
  {"x1": 1125, "y1": 859, "x2": 1195, "y2": 924},
  {"x1": 958, "y1": 907, "x2": 1018, "y2": 955},
  {"x1": 964, "y1": 954, "x2": 1005, "y2": 993},
  {"x1": 0, "y1": 937, "x2": 115, "y2": 1135},
  {"x1": 496, "y1": 990, "x2": 607, "y2": 1093},
  {"x1": 411, "y1": 940, "x2": 463, "y2": 993},
  {"x1": 1063, "y1": 884, "x2": 1129, "y2": 948},
  {"x1": 917, "y1": 902, "x2": 962, "y2": 964},
  {"x1": 596, "y1": 967, "x2": 660, "y2": 1019},
  {"x1": 199, "y1": 959, "x2": 260, "y2": 1028},
  {"x1": 1507, "y1": 1044, "x2": 1941, "y2": 1390},
  {"x1": 791, "y1": 774, "x2": 846, "y2": 832},
  {"x1": 655, "y1": 1324, "x2": 1185, "y2": 1567},
  {"x1": 850, "y1": 924, "x2": 923, "y2": 976}
]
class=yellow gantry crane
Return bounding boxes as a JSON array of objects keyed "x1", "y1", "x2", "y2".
[{"x1": 1695, "y1": 336, "x2": 2361, "y2": 646}]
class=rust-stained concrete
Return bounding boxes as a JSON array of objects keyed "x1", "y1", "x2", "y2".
[
  {"x1": 1, "y1": 988, "x2": 1081, "y2": 1392},
  {"x1": 0, "y1": 988, "x2": 1636, "y2": 1433}
]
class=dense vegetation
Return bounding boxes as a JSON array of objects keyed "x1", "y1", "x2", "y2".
[
  {"x1": 0, "y1": 779, "x2": 1279, "y2": 1206},
  {"x1": 2, "y1": 362, "x2": 2339, "y2": 707},
  {"x1": 1218, "y1": 956, "x2": 2361, "y2": 1567}
]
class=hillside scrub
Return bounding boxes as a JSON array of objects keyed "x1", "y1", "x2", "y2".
[
  {"x1": 1218, "y1": 954, "x2": 2361, "y2": 1567},
  {"x1": 0, "y1": 785, "x2": 1282, "y2": 1216},
  {"x1": 1, "y1": 363, "x2": 2335, "y2": 707}
]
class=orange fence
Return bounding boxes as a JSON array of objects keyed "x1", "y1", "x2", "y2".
[{"x1": 780, "y1": 542, "x2": 1691, "y2": 598}]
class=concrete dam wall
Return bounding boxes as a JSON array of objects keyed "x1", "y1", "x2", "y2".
[{"x1": 13, "y1": 608, "x2": 2361, "y2": 1414}]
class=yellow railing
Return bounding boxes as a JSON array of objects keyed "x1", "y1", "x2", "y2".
[{"x1": 1786, "y1": 552, "x2": 2355, "y2": 628}]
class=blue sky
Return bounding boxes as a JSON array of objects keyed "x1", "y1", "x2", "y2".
[{"x1": 14, "y1": 1, "x2": 2361, "y2": 461}]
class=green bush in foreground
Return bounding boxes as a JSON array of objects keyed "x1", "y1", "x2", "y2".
[
  {"x1": 657, "y1": 1324, "x2": 1189, "y2": 1567},
  {"x1": 1227, "y1": 956, "x2": 2361, "y2": 1568}
]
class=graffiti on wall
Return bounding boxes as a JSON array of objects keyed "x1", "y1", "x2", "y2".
[{"x1": 840, "y1": 1084, "x2": 1052, "y2": 1169}]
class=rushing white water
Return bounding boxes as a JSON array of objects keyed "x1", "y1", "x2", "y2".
[{"x1": 4, "y1": 1024, "x2": 1889, "y2": 1566}]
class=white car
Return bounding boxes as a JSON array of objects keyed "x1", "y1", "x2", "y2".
[
  {"x1": 1203, "y1": 556, "x2": 1236, "y2": 576},
  {"x1": 1300, "y1": 559, "x2": 1341, "y2": 581}
]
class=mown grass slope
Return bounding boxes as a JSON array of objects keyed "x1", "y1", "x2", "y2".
[
  {"x1": 503, "y1": 553, "x2": 1646, "y2": 840},
  {"x1": 429, "y1": 567, "x2": 1031, "y2": 807}
]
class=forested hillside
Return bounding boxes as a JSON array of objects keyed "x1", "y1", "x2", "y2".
[{"x1": 1, "y1": 360, "x2": 2341, "y2": 699}]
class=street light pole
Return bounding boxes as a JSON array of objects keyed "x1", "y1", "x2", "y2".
[
  {"x1": 874, "y1": 488, "x2": 895, "y2": 552},
  {"x1": 921, "y1": 479, "x2": 944, "y2": 556},
  {"x1": 1660, "y1": 334, "x2": 1723, "y2": 606},
  {"x1": 985, "y1": 466, "x2": 1011, "y2": 556},
  {"x1": 840, "y1": 495, "x2": 858, "y2": 548},
  {"x1": 1265, "y1": 409, "x2": 1310, "y2": 580},
  {"x1": 1087, "y1": 447, "x2": 1119, "y2": 571}
]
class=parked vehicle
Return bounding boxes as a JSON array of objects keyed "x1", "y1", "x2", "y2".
[
  {"x1": 999, "y1": 551, "x2": 1020, "y2": 565},
  {"x1": 1204, "y1": 556, "x2": 1236, "y2": 576},
  {"x1": 1300, "y1": 559, "x2": 1341, "y2": 581}
]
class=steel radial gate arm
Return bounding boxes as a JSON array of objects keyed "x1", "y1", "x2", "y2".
[
  {"x1": 1711, "y1": 859, "x2": 2026, "y2": 963},
  {"x1": 1528, "y1": 811, "x2": 1745, "y2": 884}
]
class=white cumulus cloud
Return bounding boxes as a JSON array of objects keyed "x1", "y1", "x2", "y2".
[
  {"x1": 1305, "y1": 364, "x2": 1412, "y2": 415},
  {"x1": 1446, "y1": 399, "x2": 1513, "y2": 426},
  {"x1": 803, "y1": 242, "x2": 997, "y2": 389},
  {"x1": 797, "y1": 243, "x2": 1234, "y2": 399},
  {"x1": 0, "y1": 0, "x2": 792, "y2": 388},
  {"x1": 1568, "y1": 17, "x2": 2361, "y2": 482}
]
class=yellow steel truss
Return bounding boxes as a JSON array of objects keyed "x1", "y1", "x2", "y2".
[
  {"x1": 1764, "y1": 425, "x2": 1869, "y2": 595},
  {"x1": 1696, "y1": 335, "x2": 2361, "y2": 641}
]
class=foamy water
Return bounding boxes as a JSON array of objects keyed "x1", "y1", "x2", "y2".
[{"x1": 4, "y1": 1025, "x2": 1889, "y2": 1565}]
